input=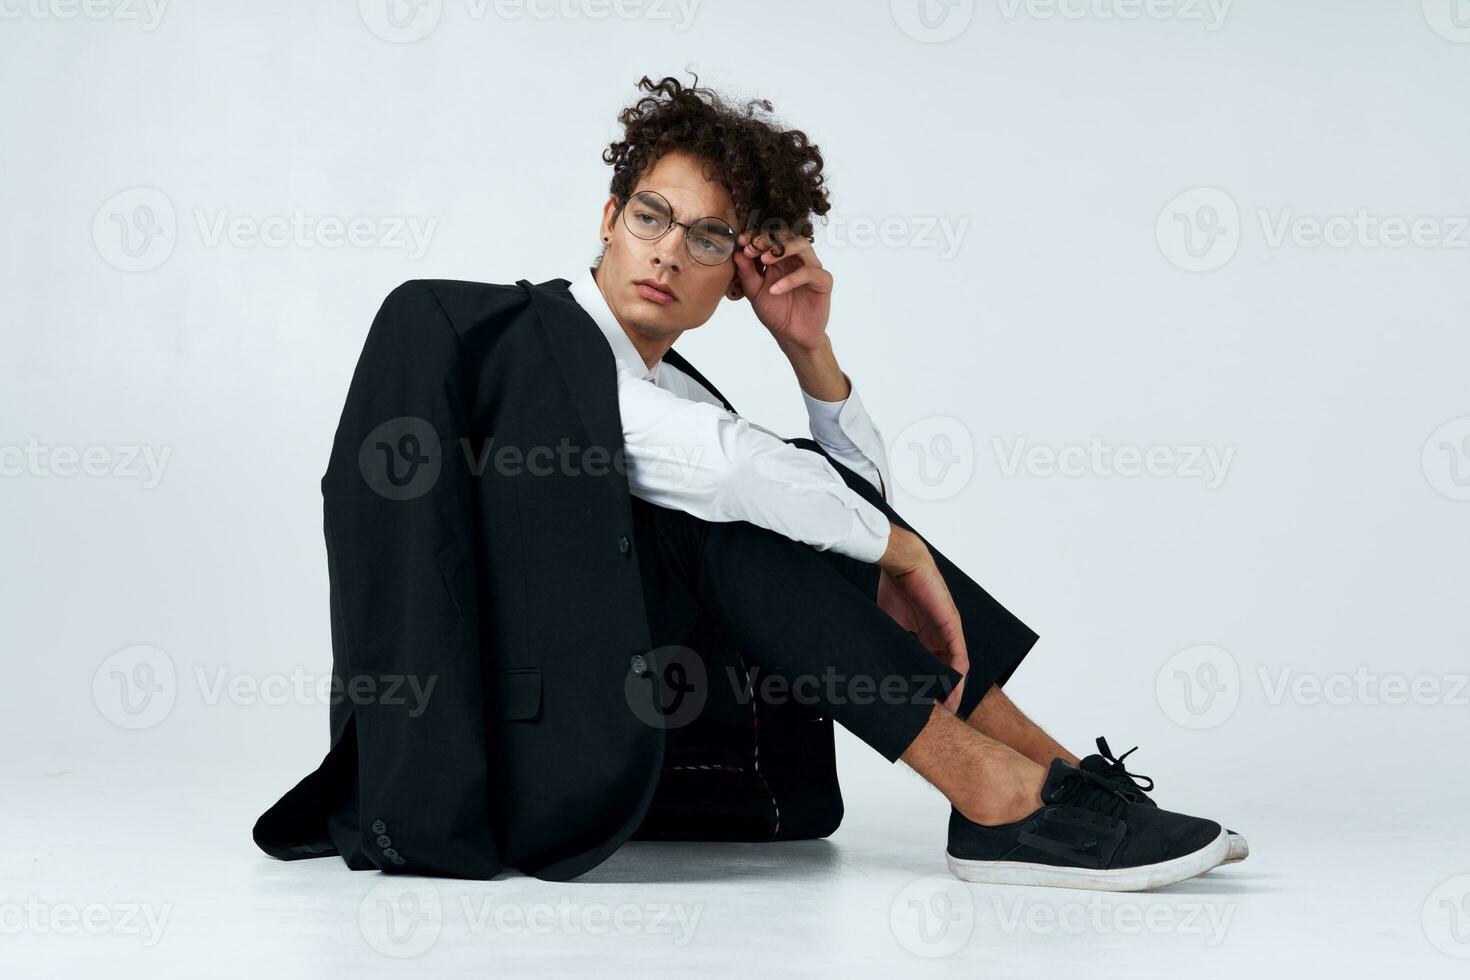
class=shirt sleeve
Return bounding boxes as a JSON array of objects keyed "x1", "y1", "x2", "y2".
[
  {"x1": 800, "y1": 375, "x2": 893, "y2": 504},
  {"x1": 615, "y1": 368, "x2": 892, "y2": 563}
]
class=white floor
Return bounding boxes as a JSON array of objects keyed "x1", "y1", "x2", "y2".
[{"x1": 8, "y1": 732, "x2": 1470, "y2": 979}]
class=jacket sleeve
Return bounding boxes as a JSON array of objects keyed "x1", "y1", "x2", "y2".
[{"x1": 318, "y1": 279, "x2": 501, "y2": 878}]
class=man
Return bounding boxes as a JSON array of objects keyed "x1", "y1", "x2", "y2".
[
  {"x1": 563, "y1": 75, "x2": 1246, "y2": 890},
  {"x1": 254, "y1": 74, "x2": 1246, "y2": 890}
]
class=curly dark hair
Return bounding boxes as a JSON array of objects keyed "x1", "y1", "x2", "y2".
[{"x1": 602, "y1": 73, "x2": 831, "y2": 243}]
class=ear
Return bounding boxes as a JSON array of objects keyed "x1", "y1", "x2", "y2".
[
  {"x1": 725, "y1": 269, "x2": 744, "y2": 302},
  {"x1": 599, "y1": 195, "x2": 620, "y2": 245}
]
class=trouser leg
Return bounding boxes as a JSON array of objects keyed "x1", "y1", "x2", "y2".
[
  {"x1": 784, "y1": 438, "x2": 1040, "y2": 721},
  {"x1": 630, "y1": 439, "x2": 1039, "y2": 763}
]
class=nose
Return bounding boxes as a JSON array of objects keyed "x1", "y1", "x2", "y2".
[{"x1": 651, "y1": 225, "x2": 684, "y2": 272}]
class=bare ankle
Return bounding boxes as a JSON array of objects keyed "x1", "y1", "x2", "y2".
[{"x1": 956, "y1": 758, "x2": 1046, "y2": 826}]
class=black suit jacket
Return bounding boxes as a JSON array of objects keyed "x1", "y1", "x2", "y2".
[{"x1": 252, "y1": 277, "x2": 843, "y2": 881}]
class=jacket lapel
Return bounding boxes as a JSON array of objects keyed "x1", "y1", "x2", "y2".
[
  {"x1": 521, "y1": 278, "x2": 627, "y2": 461},
  {"x1": 661, "y1": 346, "x2": 736, "y2": 414}
]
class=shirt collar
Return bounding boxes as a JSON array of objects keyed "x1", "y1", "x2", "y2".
[{"x1": 568, "y1": 267, "x2": 660, "y2": 383}]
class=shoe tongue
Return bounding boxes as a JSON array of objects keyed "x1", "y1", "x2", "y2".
[
  {"x1": 1077, "y1": 753, "x2": 1109, "y2": 776},
  {"x1": 1040, "y1": 758, "x2": 1081, "y2": 803}
]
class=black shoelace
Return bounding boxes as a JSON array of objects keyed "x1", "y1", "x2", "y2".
[
  {"x1": 1052, "y1": 765, "x2": 1130, "y2": 821},
  {"x1": 1095, "y1": 736, "x2": 1154, "y2": 794}
]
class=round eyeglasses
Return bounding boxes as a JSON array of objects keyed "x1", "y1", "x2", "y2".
[{"x1": 620, "y1": 189, "x2": 738, "y2": 266}]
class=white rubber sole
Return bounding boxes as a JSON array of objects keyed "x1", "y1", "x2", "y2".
[
  {"x1": 946, "y1": 827, "x2": 1231, "y2": 892},
  {"x1": 1222, "y1": 831, "x2": 1249, "y2": 865}
]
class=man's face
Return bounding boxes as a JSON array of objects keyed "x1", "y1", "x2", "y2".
[{"x1": 596, "y1": 149, "x2": 742, "y2": 342}]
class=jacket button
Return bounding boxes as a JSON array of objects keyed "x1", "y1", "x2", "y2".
[
  {"x1": 630, "y1": 654, "x2": 648, "y2": 676},
  {"x1": 618, "y1": 534, "x2": 631, "y2": 556},
  {"x1": 370, "y1": 820, "x2": 387, "y2": 834}
]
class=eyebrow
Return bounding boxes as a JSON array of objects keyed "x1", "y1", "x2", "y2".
[{"x1": 632, "y1": 190, "x2": 735, "y2": 230}]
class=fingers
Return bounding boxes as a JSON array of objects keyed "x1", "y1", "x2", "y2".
[
  {"x1": 738, "y1": 229, "x2": 822, "y2": 270},
  {"x1": 730, "y1": 244, "x2": 766, "y2": 298},
  {"x1": 768, "y1": 265, "x2": 832, "y2": 297},
  {"x1": 943, "y1": 676, "x2": 967, "y2": 713}
]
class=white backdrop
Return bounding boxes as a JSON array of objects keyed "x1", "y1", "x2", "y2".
[{"x1": 4, "y1": 2, "x2": 1468, "y2": 977}]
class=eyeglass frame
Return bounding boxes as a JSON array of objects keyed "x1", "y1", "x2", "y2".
[{"x1": 617, "y1": 189, "x2": 740, "y2": 266}]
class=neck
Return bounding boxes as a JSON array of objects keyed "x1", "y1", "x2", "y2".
[{"x1": 592, "y1": 267, "x2": 677, "y2": 370}]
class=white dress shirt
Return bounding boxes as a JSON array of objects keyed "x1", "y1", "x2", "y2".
[{"x1": 567, "y1": 267, "x2": 894, "y2": 563}]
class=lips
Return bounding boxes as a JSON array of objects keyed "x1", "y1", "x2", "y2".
[{"x1": 634, "y1": 279, "x2": 677, "y2": 304}]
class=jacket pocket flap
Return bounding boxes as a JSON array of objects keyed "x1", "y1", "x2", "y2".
[{"x1": 493, "y1": 669, "x2": 542, "y2": 722}]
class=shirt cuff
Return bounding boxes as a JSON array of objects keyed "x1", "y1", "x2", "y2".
[
  {"x1": 800, "y1": 382, "x2": 860, "y2": 452},
  {"x1": 843, "y1": 501, "x2": 892, "y2": 564}
]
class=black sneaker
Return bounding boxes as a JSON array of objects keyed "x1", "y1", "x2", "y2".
[
  {"x1": 1080, "y1": 736, "x2": 1248, "y2": 865},
  {"x1": 946, "y1": 758, "x2": 1229, "y2": 891}
]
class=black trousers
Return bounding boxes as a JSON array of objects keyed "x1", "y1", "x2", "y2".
[{"x1": 630, "y1": 438, "x2": 1040, "y2": 763}]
